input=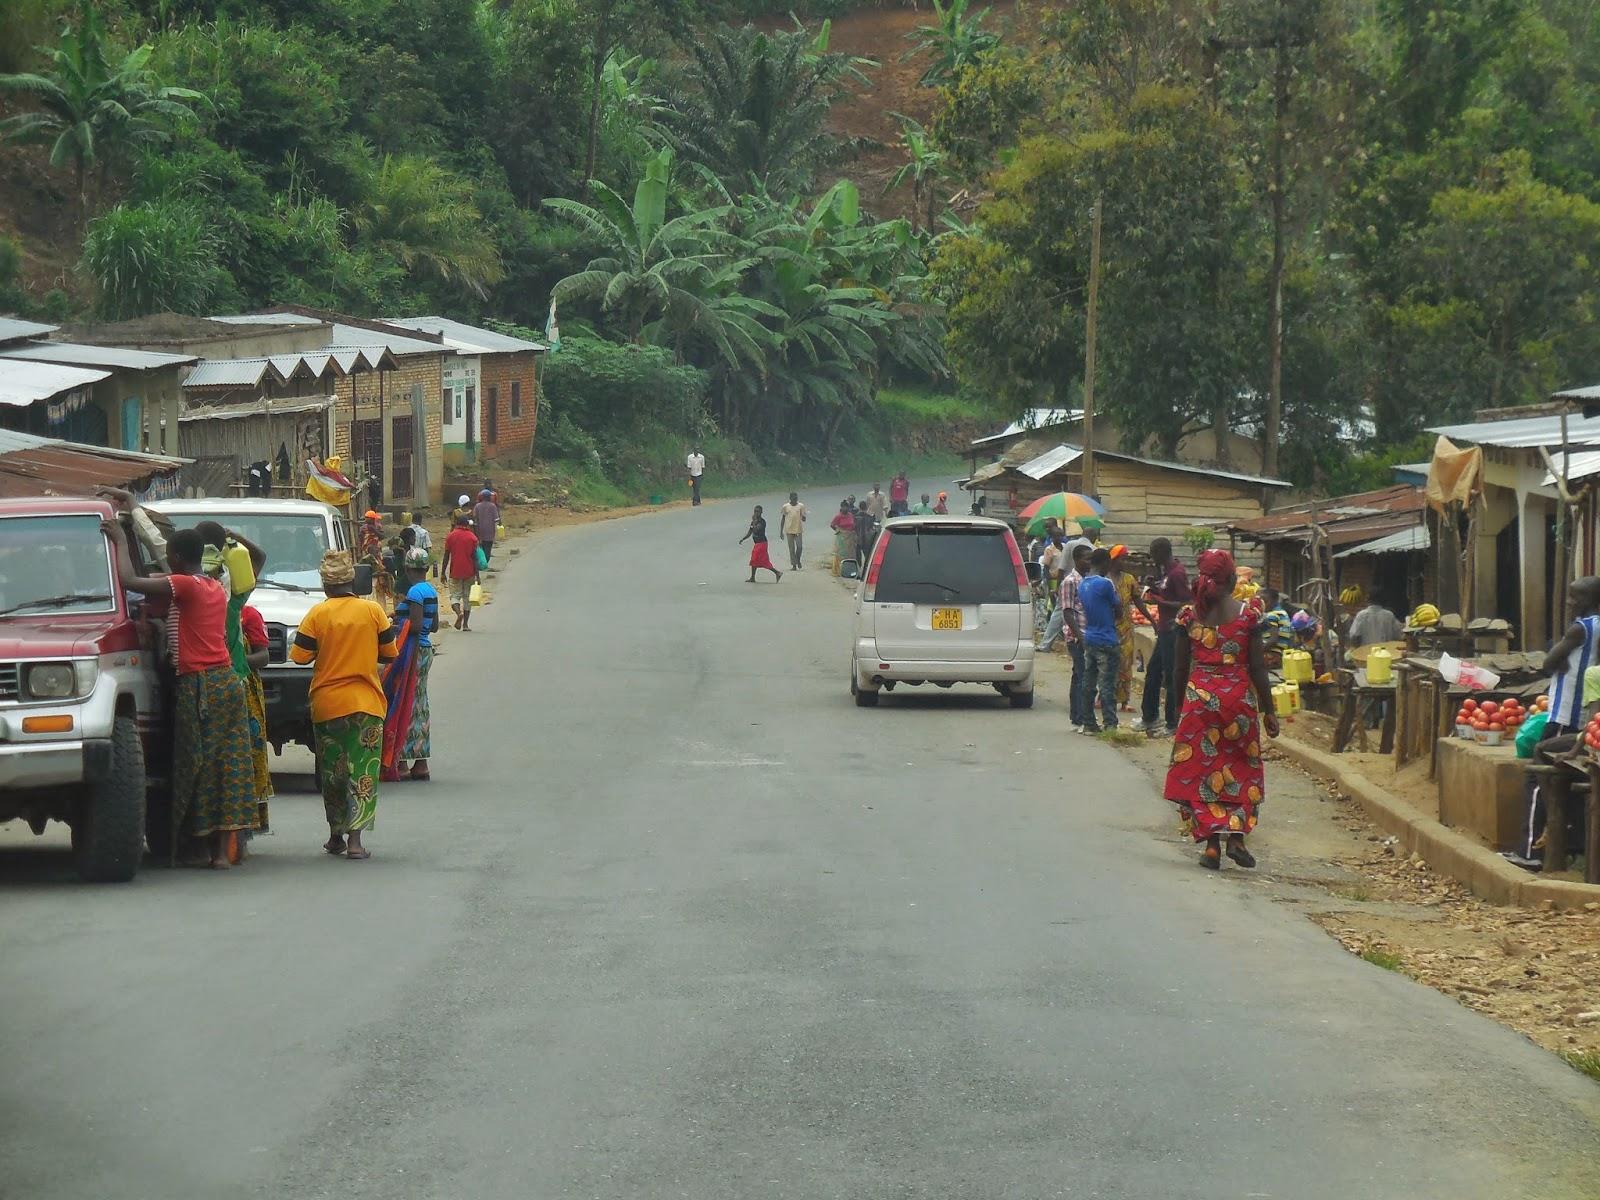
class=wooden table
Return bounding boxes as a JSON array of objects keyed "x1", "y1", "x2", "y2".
[
  {"x1": 1523, "y1": 756, "x2": 1600, "y2": 883},
  {"x1": 1332, "y1": 668, "x2": 1397, "y2": 754}
]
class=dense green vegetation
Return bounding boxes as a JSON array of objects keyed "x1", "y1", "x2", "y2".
[
  {"x1": 1, "y1": 0, "x2": 962, "y2": 489},
  {"x1": 4, "y1": 0, "x2": 1600, "y2": 494},
  {"x1": 926, "y1": 0, "x2": 1600, "y2": 483}
]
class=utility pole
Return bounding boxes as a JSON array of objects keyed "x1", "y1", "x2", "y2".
[
  {"x1": 1210, "y1": 0, "x2": 1309, "y2": 484},
  {"x1": 1082, "y1": 196, "x2": 1103, "y2": 498},
  {"x1": 1265, "y1": 6, "x2": 1289, "y2": 482}
]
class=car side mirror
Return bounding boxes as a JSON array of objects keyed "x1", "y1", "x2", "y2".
[
  {"x1": 1025, "y1": 561, "x2": 1044, "y2": 584},
  {"x1": 353, "y1": 564, "x2": 374, "y2": 597}
]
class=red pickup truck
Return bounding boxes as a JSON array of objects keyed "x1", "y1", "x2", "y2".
[{"x1": 0, "y1": 496, "x2": 168, "y2": 881}]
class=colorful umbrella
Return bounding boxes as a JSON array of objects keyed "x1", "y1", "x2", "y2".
[{"x1": 1018, "y1": 491, "x2": 1105, "y2": 537}]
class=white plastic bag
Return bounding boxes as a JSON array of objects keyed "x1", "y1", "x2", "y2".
[{"x1": 1439, "y1": 651, "x2": 1501, "y2": 691}]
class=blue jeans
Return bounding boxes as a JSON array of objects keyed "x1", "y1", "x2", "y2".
[
  {"x1": 1067, "y1": 640, "x2": 1087, "y2": 725},
  {"x1": 1082, "y1": 642, "x2": 1121, "y2": 729}
]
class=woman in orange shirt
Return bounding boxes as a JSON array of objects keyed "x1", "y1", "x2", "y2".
[{"x1": 291, "y1": 551, "x2": 399, "y2": 860}]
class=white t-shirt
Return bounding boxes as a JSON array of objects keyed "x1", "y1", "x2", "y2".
[
  {"x1": 687, "y1": 453, "x2": 705, "y2": 477},
  {"x1": 780, "y1": 502, "x2": 807, "y2": 536}
]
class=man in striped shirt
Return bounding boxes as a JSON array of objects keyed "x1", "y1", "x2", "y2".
[{"x1": 1036, "y1": 542, "x2": 1092, "y2": 729}]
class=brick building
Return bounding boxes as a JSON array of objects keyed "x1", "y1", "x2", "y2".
[
  {"x1": 211, "y1": 309, "x2": 454, "y2": 507},
  {"x1": 382, "y1": 317, "x2": 544, "y2": 465}
]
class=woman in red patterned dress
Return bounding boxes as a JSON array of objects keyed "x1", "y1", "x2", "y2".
[{"x1": 1165, "y1": 549, "x2": 1280, "y2": 870}]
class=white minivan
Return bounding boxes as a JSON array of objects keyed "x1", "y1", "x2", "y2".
[{"x1": 849, "y1": 515, "x2": 1036, "y2": 708}]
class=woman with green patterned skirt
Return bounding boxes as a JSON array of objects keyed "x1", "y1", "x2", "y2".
[
  {"x1": 291, "y1": 551, "x2": 399, "y2": 860},
  {"x1": 104, "y1": 521, "x2": 257, "y2": 869},
  {"x1": 196, "y1": 522, "x2": 273, "y2": 851}
]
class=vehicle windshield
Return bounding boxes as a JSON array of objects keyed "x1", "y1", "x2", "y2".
[
  {"x1": 873, "y1": 527, "x2": 1018, "y2": 605},
  {"x1": 0, "y1": 515, "x2": 116, "y2": 617},
  {"x1": 172, "y1": 513, "x2": 329, "y2": 590}
]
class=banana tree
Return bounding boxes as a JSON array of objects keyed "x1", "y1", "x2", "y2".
[
  {"x1": 545, "y1": 149, "x2": 732, "y2": 342},
  {"x1": 0, "y1": 0, "x2": 207, "y2": 226},
  {"x1": 884, "y1": 116, "x2": 948, "y2": 231}
]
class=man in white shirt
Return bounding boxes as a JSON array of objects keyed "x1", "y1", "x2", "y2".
[
  {"x1": 779, "y1": 491, "x2": 808, "y2": 570},
  {"x1": 866, "y1": 484, "x2": 888, "y2": 526},
  {"x1": 686, "y1": 447, "x2": 706, "y2": 506}
]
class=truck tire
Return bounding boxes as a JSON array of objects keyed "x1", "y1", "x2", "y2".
[{"x1": 72, "y1": 716, "x2": 146, "y2": 883}]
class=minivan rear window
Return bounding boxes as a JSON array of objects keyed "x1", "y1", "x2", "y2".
[{"x1": 873, "y1": 527, "x2": 1018, "y2": 605}]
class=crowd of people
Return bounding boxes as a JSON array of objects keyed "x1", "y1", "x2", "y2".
[{"x1": 98, "y1": 488, "x2": 450, "y2": 867}]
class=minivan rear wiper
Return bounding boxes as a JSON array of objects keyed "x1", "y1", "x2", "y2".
[
  {"x1": 0, "y1": 592, "x2": 113, "y2": 616},
  {"x1": 900, "y1": 580, "x2": 961, "y2": 595},
  {"x1": 255, "y1": 578, "x2": 315, "y2": 593}
]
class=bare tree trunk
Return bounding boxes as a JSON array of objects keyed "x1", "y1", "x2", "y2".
[
  {"x1": 1264, "y1": 4, "x2": 1289, "y2": 482},
  {"x1": 584, "y1": 0, "x2": 615, "y2": 185}
]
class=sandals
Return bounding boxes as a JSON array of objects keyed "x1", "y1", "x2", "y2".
[
  {"x1": 323, "y1": 837, "x2": 346, "y2": 856},
  {"x1": 1226, "y1": 839, "x2": 1257, "y2": 869},
  {"x1": 345, "y1": 847, "x2": 371, "y2": 861},
  {"x1": 1200, "y1": 841, "x2": 1222, "y2": 870}
]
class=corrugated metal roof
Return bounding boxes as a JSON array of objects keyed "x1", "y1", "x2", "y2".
[
  {"x1": 180, "y1": 397, "x2": 332, "y2": 422},
  {"x1": 1016, "y1": 444, "x2": 1083, "y2": 480},
  {"x1": 0, "y1": 317, "x2": 61, "y2": 343},
  {"x1": 0, "y1": 427, "x2": 188, "y2": 498},
  {"x1": 183, "y1": 358, "x2": 278, "y2": 389},
  {"x1": 0, "y1": 359, "x2": 111, "y2": 406},
  {"x1": 1335, "y1": 524, "x2": 1432, "y2": 559},
  {"x1": 184, "y1": 348, "x2": 399, "y2": 391},
  {"x1": 383, "y1": 315, "x2": 546, "y2": 354},
  {"x1": 1429, "y1": 412, "x2": 1600, "y2": 449},
  {"x1": 0, "y1": 340, "x2": 197, "y2": 370},
  {"x1": 1551, "y1": 384, "x2": 1600, "y2": 402},
  {"x1": 324, "y1": 324, "x2": 451, "y2": 357},
  {"x1": 1542, "y1": 448, "x2": 1600, "y2": 487},
  {"x1": 1231, "y1": 484, "x2": 1424, "y2": 537},
  {"x1": 972, "y1": 408, "x2": 1082, "y2": 447}
]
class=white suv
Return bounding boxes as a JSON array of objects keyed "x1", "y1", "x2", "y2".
[{"x1": 850, "y1": 516, "x2": 1036, "y2": 708}]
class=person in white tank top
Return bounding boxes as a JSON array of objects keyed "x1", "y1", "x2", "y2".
[{"x1": 1543, "y1": 577, "x2": 1600, "y2": 733}]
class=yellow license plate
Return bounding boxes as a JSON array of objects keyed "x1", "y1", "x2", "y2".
[{"x1": 931, "y1": 607, "x2": 962, "y2": 631}]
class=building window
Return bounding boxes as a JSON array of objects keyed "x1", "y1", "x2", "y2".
[
  {"x1": 510, "y1": 380, "x2": 522, "y2": 418},
  {"x1": 442, "y1": 385, "x2": 454, "y2": 426}
]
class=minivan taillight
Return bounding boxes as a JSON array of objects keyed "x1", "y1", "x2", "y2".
[
  {"x1": 862, "y1": 530, "x2": 892, "y2": 601},
  {"x1": 1005, "y1": 531, "x2": 1030, "y2": 602}
]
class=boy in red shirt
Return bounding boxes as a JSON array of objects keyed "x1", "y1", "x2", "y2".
[{"x1": 441, "y1": 513, "x2": 481, "y2": 631}]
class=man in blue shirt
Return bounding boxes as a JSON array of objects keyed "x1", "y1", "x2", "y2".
[{"x1": 1078, "y1": 546, "x2": 1123, "y2": 733}]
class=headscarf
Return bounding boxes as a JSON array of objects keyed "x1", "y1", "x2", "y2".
[
  {"x1": 403, "y1": 547, "x2": 430, "y2": 569},
  {"x1": 1109, "y1": 544, "x2": 1128, "y2": 561},
  {"x1": 1192, "y1": 548, "x2": 1236, "y2": 612},
  {"x1": 457, "y1": 494, "x2": 470, "y2": 507},
  {"x1": 1290, "y1": 610, "x2": 1318, "y2": 635},
  {"x1": 319, "y1": 550, "x2": 355, "y2": 587}
]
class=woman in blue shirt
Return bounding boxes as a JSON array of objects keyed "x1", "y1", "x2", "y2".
[{"x1": 382, "y1": 547, "x2": 440, "y2": 782}]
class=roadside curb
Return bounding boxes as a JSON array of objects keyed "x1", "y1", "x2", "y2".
[{"x1": 1273, "y1": 736, "x2": 1600, "y2": 911}]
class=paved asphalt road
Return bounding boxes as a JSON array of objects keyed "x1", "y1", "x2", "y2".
[{"x1": 3, "y1": 494, "x2": 1599, "y2": 1200}]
